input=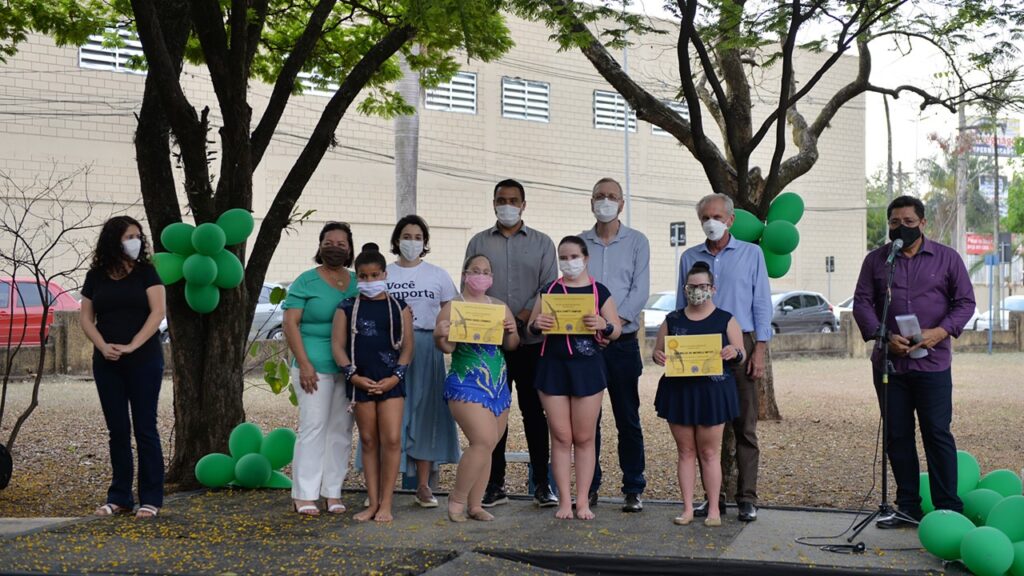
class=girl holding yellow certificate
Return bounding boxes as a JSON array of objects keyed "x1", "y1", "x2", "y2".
[
  {"x1": 435, "y1": 254, "x2": 519, "y2": 522},
  {"x1": 652, "y1": 261, "x2": 744, "y2": 527},
  {"x1": 528, "y1": 236, "x2": 622, "y2": 521}
]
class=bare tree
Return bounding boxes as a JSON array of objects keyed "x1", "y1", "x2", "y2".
[{"x1": 0, "y1": 166, "x2": 96, "y2": 454}]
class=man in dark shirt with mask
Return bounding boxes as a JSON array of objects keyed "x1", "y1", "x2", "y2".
[{"x1": 853, "y1": 195, "x2": 975, "y2": 528}]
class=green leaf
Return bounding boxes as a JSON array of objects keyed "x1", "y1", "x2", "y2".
[
  {"x1": 288, "y1": 384, "x2": 298, "y2": 407},
  {"x1": 269, "y1": 286, "x2": 287, "y2": 305},
  {"x1": 249, "y1": 342, "x2": 260, "y2": 357}
]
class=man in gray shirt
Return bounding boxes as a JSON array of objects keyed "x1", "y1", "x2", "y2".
[
  {"x1": 580, "y1": 177, "x2": 650, "y2": 513},
  {"x1": 465, "y1": 179, "x2": 559, "y2": 508}
]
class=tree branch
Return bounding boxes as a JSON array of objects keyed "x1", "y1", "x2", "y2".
[
  {"x1": 187, "y1": 0, "x2": 234, "y2": 111},
  {"x1": 251, "y1": 0, "x2": 339, "y2": 169}
]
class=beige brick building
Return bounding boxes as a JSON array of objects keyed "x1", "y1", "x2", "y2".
[{"x1": 0, "y1": 15, "x2": 865, "y2": 304}]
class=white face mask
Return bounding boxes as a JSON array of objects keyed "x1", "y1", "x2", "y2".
[
  {"x1": 593, "y1": 199, "x2": 620, "y2": 223},
  {"x1": 122, "y1": 238, "x2": 142, "y2": 260},
  {"x1": 358, "y1": 280, "x2": 387, "y2": 298},
  {"x1": 399, "y1": 239, "x2": 423, "y2": 261},
  {"x1": 702, "y1": 219, "x2": 728, "y2": 242},
  {"x1": 495, "y1": 205, "x2": 522, "y2": 227},
  {"x1": 559, "y1": 258, "x2": 587, "y2": 279}
]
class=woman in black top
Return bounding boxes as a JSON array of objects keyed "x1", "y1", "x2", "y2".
[{"x1": 80, "y1": 216, "x2": 166, "y2": 519}]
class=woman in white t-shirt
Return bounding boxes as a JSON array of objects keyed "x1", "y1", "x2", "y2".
[{"x1": 385, "y1": 215, "x2": 460, "y2": 506}]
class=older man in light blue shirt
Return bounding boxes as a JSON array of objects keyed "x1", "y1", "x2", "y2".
[
  {"x1": 580, "y1": 177, "x2": 650, "y2": 513},
  {"x1": 678, "y1": 193, "x2": 772, "y2": 523}
]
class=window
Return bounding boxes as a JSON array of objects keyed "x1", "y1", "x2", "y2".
[
  {"x1": 297, "y1": 71, "x2": 339, "y2": 98},
  {"x1": 425, "y1": 71, "x2": 477, "y2": 114},
  {"x1": 501, "y1": 77, "x2": 550, "y2": 122},
  {"x1": 258, "y1": 285, "x2": 271, "y2": 305},
  {"x1": 0, "y1": 283, "x2": 10, "y2": 309},
  {"x1": 593, "y1": 90, "x2": 636, "y2": 132},
  {"x1": 652, "y1": 100, "x2": 690, "y2": 135},
  {"x1": 79, "y1": 28, "x2": 146, "y2": 74},
  {"x1": 15, "y1": 282, "x2": 43, "y2": 308},
  {"x1": 782, "y1": 296, "x2": 802, "y2": 310}
]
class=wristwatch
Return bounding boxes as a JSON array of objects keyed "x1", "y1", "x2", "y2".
[{"x1": 602, "y1": 323, "x2": 615, "y2": 337}]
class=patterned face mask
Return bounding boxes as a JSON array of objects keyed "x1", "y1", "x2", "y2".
[{"x1": 684, "y1": 286, "x2": 713, "y2": 306}]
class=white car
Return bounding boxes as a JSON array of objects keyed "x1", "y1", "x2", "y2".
[
  {"x1": 160, "y1": 282, "x2": 286, "y2": 342},
  {"x1": 643, "y1": 291, "x2": 677, "y2": 337},
  {"x1": 832, "y1": 296, "x2": 853, "y2": 324},
  {"x1": 974, "y1": 296, "x2": 1024, "y2": 331}
]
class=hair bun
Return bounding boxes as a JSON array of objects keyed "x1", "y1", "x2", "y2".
[{"x1": 361, "y1": 242, "x2": 380, "y2": 253}]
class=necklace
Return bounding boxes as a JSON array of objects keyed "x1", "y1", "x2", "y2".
[{"x1": 321, "y1": 266, "x2": 348, "y2": 288}]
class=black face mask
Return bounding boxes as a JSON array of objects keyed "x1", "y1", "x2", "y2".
[
  {"x1": 319, "y1": 246, "x2": 349, "y2": 268},
  {"x1": 888, "y1": 224, "x2": 922, "y2": 247}
]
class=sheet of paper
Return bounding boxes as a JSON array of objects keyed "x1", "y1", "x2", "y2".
[
  {"x1": 665, "y1": 334, "x2": 723, "y2": 377},
  {"x1": 541, "y1": 294, "x2": 595, "y2": 335},
  {"x1": 449, "y1": 301, "x2": 505, "y2": 345}
]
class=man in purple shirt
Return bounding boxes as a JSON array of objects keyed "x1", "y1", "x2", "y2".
[{"x1": 853, "y1": 195, "x2": 974, "y2": 529}]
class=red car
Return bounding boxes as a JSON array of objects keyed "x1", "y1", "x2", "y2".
[{"x1": 0, "y1": 278, "x2": 80, "y2": 347}]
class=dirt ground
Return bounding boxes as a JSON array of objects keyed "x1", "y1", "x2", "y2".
[{"x1": 1, "y1": 353, "x2": 1021, "y2": 517}]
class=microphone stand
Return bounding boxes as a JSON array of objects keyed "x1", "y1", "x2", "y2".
[{"x1": 849, "y1": 243, "x2": 918, "y2": 541}]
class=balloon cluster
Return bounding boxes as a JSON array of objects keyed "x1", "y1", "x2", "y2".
[
  {"x1": 728, "y1": 192, "x2": 803, "y2": 279},
  {"x1": 153, "y1": 209, "x2": 255, "y2": 314},
  {"x1": 918, "y1": 450, "x2": 1024, "y2": 576},
  {"x1": 194, "y1": 422, "x2": 296, "y2": 490}
]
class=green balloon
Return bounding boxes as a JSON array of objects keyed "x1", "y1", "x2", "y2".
[
  {"x1": 986, "y1": 496, "x2": 1024, "y2": 542},
  {"x1": 182, "y1": 254, "x2": 218, "y2": 286},
  {"x1": 184, "y1": 282, "x2": 220, "y2": 314},
  {"x1": 153, "y1": 252, "x2": 185, "y2": 285},
  {"x1": 958, "y1": 450, "x2": 982, "y2": 497},
  {"x1": 195, "y1": 453, "x2": 235, "y2": 488},
  {"x1": 978, "y1": 470, "x2": 1024, "y2": 498},
  {"x1": 216, "y1": 208, "x2": 255, "y2": 246},
  {"x1": 212, "y1": 250, "x2": 244, "y2": 289},
  {"x1": 766, "y1": 192, "x2": 805, "y2": 224},
  {"x1": 920, "y1": 473, "x2": 935, "y2": 515},
  {"x1": 160, "y1": 222, "x2": 196, "y2": 256},
  {"x1": 264, "y1": 470, "x2": 292, "y2": 490},
  {"x1": 234, "y1": 453, "x2": 272, "y2": 489},
  {"x1": 191, "y1": 223, "x2": 227, "y2": 256},
  {"x1": 260, "y1": 427, "x2": 296, "y2": 470},
  {"x1": 761, "y1": 220, "x2": 800, "y2": 255},
  {"x1": 228, "y1": 422, "x2": 263, "y2": 459},
  {"x1": 1008, "y1": 541, "x2": 1024, "y2": 576},
  {"x1": 964, "y1": 489, "x2": 1004, "y2": 526},
  {"x1": 961, "y1": 526, "x2": 1015, "y2": 576},
  {"x1": 730, "y1": 209, "x2": 765, "y2": 243},
  {"x1": 760, "y1": 245, "x2": 792, "y2": 279},
  {"x1": 918, "y1": 510, "x2": 976, "y2": 560}
]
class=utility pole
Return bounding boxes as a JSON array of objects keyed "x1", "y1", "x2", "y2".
[
  {"x1": 394, "y1": 51, "x2": 420, "y2": 219},
  {"x1": 954, "y1": 104, "x2": 968, "y2": 260},
  {"x1": 622, "y1": 41, "x2": 632, "y2": 227},
  {"x1": 885, "y1": 96, "x2": 894, "y2": 203},
  {"x1": 897, "y1": 162, "x2": 905, "y2": 196},
  {"x1": 992, "y1": 117, "x2": 1003, "y2": 329}
]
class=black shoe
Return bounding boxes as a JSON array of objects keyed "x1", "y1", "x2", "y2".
[
  {"x1": 589, "y1": 492, "x2": 599, "y2": 508},
  {"x1": 693, "y1": 499, "x2": 727, "y2": 518},
  {"x1": 875, "y1": 510, "x2": 921, "y2": 529},
  {"x1": 481, "y1": 486, "x2": 508, "y2": 508},
  {"x1": 622, "y1": 493, "x2": 643, "y2": 513},
  {"x1": 737, "y1": 501, "x2": 758, "y2": 522},
  {"x1": 533, "y1": 485, "x2": 559, "y2": 508}
]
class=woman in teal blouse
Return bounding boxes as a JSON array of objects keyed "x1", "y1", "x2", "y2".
[{"x1": 282, "y1": 222, "x2": 359, "y2": 516}]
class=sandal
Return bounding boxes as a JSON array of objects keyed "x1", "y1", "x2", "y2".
[
  {"x1": 326, "y1": 502, "x2": 346, "y2": 515},
  {"x1": 416, "y1": 486, "x2": 439, "y2": 508},
  {"x1": 95, "y1": 503, "x2": 131, "y2": 517},
  {"x1": 293, "y1": 501, "x2": 320, "y2": 516},
  {"x1": 135, "y1": 505, "x2": 160, "y2": 519},
  {"x1": 673, "y1": 514, "x2": 693, "y2": 526}
]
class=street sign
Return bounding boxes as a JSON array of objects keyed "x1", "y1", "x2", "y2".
[
  {"x1": 825, "y1": 256, "x2": 835, "y2": 273},
  {"x1": 999, "y1": 232, "x2": 1013, "y2": 263},
  {"x1": 968, "y1": 117, "x2": 1020, "y2": 157},
  {"x1": 966, "y1": 233, "x2": 994, "y2": 255},
  {"x1": 670, "y1": 221, "x2": 686, "y2": 247}
]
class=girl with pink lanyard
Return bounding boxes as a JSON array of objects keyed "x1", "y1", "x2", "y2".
[{"x1": 527, "y1": 235, "x2": 622, "y2": 520}]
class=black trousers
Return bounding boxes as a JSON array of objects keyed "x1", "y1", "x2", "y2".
[
  {"x1": 488, "y1": 343, "x2": 550, "y2": 490},
  {"x1": 873, "y1": 367, "x2": 962, "y2": 515},
  {"x1": 592, "y1": 336, "x2": 646, "y2": 495}
]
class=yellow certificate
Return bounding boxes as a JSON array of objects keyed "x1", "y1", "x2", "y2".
[
  {"x1": 665, "y1": 334, "x2": 723, "y2": 377},
  {"x1": 541, "y1": 294, "x2": 595, "y2": 335},
  {"x1": 449, "y1": 301, "x2": 505, "y2": 345}
]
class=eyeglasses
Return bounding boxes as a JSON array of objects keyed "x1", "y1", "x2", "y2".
[
  {"x1": 685, "y1": 283, "x2": 713, "y2": 291},
  {"x1": 888, "y1": 218, "x2": 920, "y2": 227}
]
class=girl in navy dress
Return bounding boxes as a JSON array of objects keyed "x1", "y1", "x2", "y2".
[
  {"x1": 528, "y1": 236, "x2": 621, "y2": 520},
  {"x1": 333, "y1": 243, "x2": 414, "y2": 522},
  {"x1": 653, "y1": 261, "x2": 744, "y2": 527}
]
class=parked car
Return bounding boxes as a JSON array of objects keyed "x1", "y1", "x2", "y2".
[
  {"x1": 973, "y1": 296, "x2": 1024, "y2": 331},
  {"x1": 771, "y1": 290, "x2": 837, "y2": 334},
  {"x1": 643, "y1": 291, "x2": 677, "y2": 337},
  {"x1": 832, "y1": 296, "x2": 853, "y2": 324},
  {"x1": 159, "y1": 282, "x2": 286, "y2": 343},
  {"x1": 0, "y1": 277, "x2": 80, "y2": 346}
]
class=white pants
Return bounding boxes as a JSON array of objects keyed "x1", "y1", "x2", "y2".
[{"x1": 291, "y1": 369, "x2": 354, "y2": 500}]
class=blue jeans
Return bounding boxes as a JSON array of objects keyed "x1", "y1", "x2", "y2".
[
  {"x1": 94, "y1": 352, "x2": 165, "y2": 509},
  {"x1": 592, "y1": 336, "x2": 646, "y2": 495},
  {"x1": 873, "y1": 367, "x2": 962, "y2": 515}
]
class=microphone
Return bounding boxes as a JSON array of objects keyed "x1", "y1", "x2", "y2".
[{"x1": 886, "y1": 239, "x2": 904, "y2": 265}]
